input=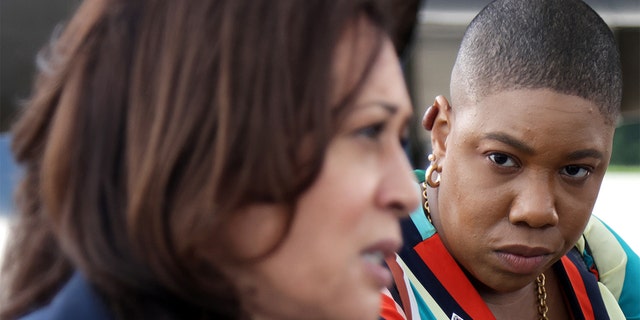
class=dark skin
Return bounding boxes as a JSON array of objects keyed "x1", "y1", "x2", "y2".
[
  {"x1": 421, "y1": 95, "x2": 573, "y2": 319},
  {"x1": 420, "y1": 96, "x2": 440, "y2": 132}
]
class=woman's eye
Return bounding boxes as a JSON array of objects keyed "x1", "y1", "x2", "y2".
[
  {"x1": 357, "y1": 123, "x2": 385, "y2": 139},
  {"x1": 399, "y1": 135, "x2": 409, "y2": 149},
  {"x1": 561, "y1": 165, "x2": 590, "y2": 178},
  {"x1": 488, "y1": 153, "x2": 518, "y2": 167}
]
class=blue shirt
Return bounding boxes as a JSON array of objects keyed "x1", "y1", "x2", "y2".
[{"x1": 20, "y1": 273, "x2": 111, "y2": 320}]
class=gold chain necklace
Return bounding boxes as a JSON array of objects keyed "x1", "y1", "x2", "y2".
[
  {"x1": 420, "y1": 182, "x2": 549, "y2": 319},
  {"x1": 420, "y1": 182, "x2": 432, "y2": 223},
  {"x1": 536, "y1": 273, "x2": 549, "y2": 320}
]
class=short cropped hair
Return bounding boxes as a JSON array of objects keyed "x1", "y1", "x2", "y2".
[{"x1": 452, "y1": 0, "x2": 622, "y2": 122}]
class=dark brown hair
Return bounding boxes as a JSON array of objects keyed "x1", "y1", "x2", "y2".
[{"x1": 0, "y1": 0, "x2": 394, "y2": 318}]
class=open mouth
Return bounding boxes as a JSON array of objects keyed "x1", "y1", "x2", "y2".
[{"x1": 361, "y1": 240, "x2": 400, "y2": 288}]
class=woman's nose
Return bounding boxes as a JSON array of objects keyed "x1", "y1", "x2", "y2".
[
  {"x1": 377, "y1": 147, "x2": 421, "y2": 217},
  {"x1": 508, "y1": 175, "x2": 559, "y2": 228}
]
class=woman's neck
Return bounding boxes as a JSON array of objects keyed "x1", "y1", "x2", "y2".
[
  {"x1": 480, "y1": 281, "x2": 540, "y2": 320},
  {"x1": 477, "y1": 270, "x2": 571, "y2": 320}
]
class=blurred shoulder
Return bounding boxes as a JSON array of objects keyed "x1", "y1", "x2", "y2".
[{"x1": 19, "y1": 273, "x2": 111, "y2": 320}]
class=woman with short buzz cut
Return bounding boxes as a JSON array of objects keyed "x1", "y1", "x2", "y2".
[{"x1": 381, "y1": 0, "x2": 640, "y2": 319}]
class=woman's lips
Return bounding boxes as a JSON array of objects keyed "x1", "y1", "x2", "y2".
[
  {"x1": 361, "y1": 240, "x2": 400, "y2": 288},
  {"x1": 494, "y1": 245, "x2": 552, "y2": 275},
  {"x1": 362, "y1": 251, "x2": 393, "y2": 288}
]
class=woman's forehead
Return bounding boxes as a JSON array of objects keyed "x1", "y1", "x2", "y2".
[{"x1": 450, "y1": 89, "x2": 615, "y2": 151}]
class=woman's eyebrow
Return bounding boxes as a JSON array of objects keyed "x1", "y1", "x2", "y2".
[
  {"x1": 354, "y1": 101, "x2": 399, "y2": 114},
  {"x1": 483, "y1": 132, "x2": 535, "y2": 155},
  {"x1": 483, "y1": 132, "x2": 604, "y2": 161},
  {"x1": 566, "y1": 149, "x2": 603, "y2": 161}
]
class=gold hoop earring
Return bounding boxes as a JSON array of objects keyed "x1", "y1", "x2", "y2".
[{"x1": 425, "y1": 154, "x2": 440, "y2": 188}]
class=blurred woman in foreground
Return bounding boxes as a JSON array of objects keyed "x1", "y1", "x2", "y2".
[{"x1": 0, "y1": 0, "x2": 419, "y2": 319}]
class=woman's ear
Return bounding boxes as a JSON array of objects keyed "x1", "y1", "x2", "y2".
[
  {"x1": 426, "y1": 95, "x2": 452, "y2": 160},
  {"x1": 421, "y1": 102, "x2": 438, "y2": 131}
]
